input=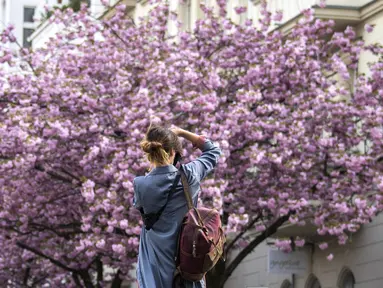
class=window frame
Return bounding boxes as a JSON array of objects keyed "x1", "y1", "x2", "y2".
[
  {"x1": 23, "y1": 6, "x2": 35, "y2": 23},
  {"x1": 305, "y1": 274, "x2": 322, "y2": 288},
  {"x1": 23, "y1": 6, "x2": 36, "y2": 48},
  {"x1": 22, "y1": 28, "x2": 34, "y2": 48},
  {"x1": 337, "y1": 267, "x2": 355, "y2": 288},
  {"x1": 281, "y1": 279, "x2": 293, "y2": 288}
]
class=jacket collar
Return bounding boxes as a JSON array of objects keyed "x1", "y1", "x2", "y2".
[{"x1": 149, "y1": 165, "x2": 178, "y2": 175}]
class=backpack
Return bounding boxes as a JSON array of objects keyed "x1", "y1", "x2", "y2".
[{"x1": 174, "y1": 167, "x2": 225, "y2": 283}]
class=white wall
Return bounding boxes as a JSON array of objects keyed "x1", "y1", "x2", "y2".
[
  {"x1": 31, "y1": 20, "x2": 63, "y2": 49},
  {"x1": 225, "y1": 214, "x2": 383, "y2": 288},
  {"x1": 326, "y1": 0, "x2": 373, "y2": 6},
  {"x1": 356, "y1": 8, "x2": 383, "y2": 76},
  {"x1": 91, "y1": 0, "x2": 107, "y2": 18}
]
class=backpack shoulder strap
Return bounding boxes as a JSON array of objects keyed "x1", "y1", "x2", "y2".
[
  {"x1": 156, "y1": 172, "x2": 181, "y2": 216},
  {"x1": 179, "y1": 166, "x2": 193, "y2": 210},
  {"x1": 139, "y1": 172, "x2": 181, "y2": 230},
  {"x1": 179, "y1": 165, "x2": 205, "y2": 227}
]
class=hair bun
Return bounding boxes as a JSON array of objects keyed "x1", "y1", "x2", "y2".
[{"x1": 141, "y1": 141, "x2": 163, "y2": 153}]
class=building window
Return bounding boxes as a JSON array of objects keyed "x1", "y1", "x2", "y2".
[
  {"x1": 306, "y1": 274, "x2": 321, "y2": 288},
  {"x1": 281, "y1": 279, "x2": 293, "y2": 288},
  {"x1": 71, "y1": 0, "x2": 91, "y2": 11},
  {"x1": 23, "y1": 28, "x2": 34, "y2": 48},
  {"x1": 23, "y1": 7, "x2": 35, "y2": 23},
  {"x1": 338, "y1": 267, "x2": 355, "y2": 288},
  {"x1": 23, "y1": 6, "x2": 36, "y2": 48},
  {"x1": 343, "y1": 276, "x2": 354, "y2": 288},
  {"x1": 312, "y1": 279, "x2": 321, "y2": 288}
]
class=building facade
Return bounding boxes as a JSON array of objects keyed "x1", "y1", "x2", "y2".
[
  {"x1": 226, "y1": 213, "x2": 383, "y2": 288},
  {"x1": 0, "y1": 0, "x2": 41, "y2": 48}
]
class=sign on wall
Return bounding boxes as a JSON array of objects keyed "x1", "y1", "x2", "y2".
[{"x1": 268, "y1": 248, "x2": 309, "y2": 275}]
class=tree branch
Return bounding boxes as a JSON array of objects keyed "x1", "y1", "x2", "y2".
[
  {"x1": 16, "y1": 242, "x2": 78, "y2": 273},
  {"x1": 0, "y1": 98, "x2": 19, "y2": 105},
  {"x1": 31, "y1": 274, "x2": 49, "y2": 288},
  {"x1": 34, "y1": 163, "x2": 81, "y2": 186},
  {"x1": 231, "y1": 137, "x2": 276, "y2": 154},
  {"x1": 60, "y1": 167, "x2": 82, "y2": 183},
  {"x1": 78, "y1": 270, "x2": 94, "y2": 288},
  {"x1": 0, "y1": 224, "x2": 33, "y2": 236},
  {"x1": 206, "y1": 42, "x2": 227, "y2": 59},
  {"x1": 225, "y1": 213, "x2": 261, "y2": 254},
  {"x1": 101, "y1": 20, "x2": 132, "y2": 48},
  {"x1": 13, "y1": 40, "x2": 38, "y2": 75},
  {"x1": 44, "y1": 191, "x2": 80, "y2": 205},
  {"x1": 29, "y1": 222, "x2": 86, "y2": 239}
]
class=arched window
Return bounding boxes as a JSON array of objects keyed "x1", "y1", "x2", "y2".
[
  {"x1": 305, "y1": 274, "x2": 321, "y2": 288},
  {"x1": 337, "y1": 267, "x2": 355, "y2": 288},
  {"x1": 281, "y1": 279, "x2": 293, "y2": 288}
]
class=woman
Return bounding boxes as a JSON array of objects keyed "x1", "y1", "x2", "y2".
[{"x1": 133, "y1": 125, "x2": 221, "y2": 288}]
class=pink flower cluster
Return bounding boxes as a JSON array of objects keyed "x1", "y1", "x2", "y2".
[{"x1": 0, "y1": 0, "x2": 383, "y2": 286}]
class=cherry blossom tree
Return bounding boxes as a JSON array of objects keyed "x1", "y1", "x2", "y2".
[{"x1": 1, "y1": 0, "x2": 383, "y2": 287}]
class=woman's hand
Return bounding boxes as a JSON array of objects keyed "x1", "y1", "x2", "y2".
[
  {"x1": 171, "y1": 126, "x2": 183, "y2": 137},
  {"x1": 170, "y1": 127, "x2": 205, "y2": 149}
]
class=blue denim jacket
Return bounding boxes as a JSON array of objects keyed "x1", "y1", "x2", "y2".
[{"x1": 133, "y1": 139, "x2": 221, "y2": 288}]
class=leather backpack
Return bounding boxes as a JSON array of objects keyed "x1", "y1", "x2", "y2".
[{"x1": 174, "y1": 168, "x2": 225, "y2": 284}]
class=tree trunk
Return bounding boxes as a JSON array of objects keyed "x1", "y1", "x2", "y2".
[
  {"x1": 72, "y1": 273, "x2": 82, "y2": 287},
  {"x1": 206, "y1": 214, "x2": 291, "y2": 288},
  {"x1": 111, "y1": 270, "x2": 122, "y2": 288},
  {"x1": 79, "y1": 270, "x2": 94, "y2": 288},
  {"x1": 206, "y1": 258, "x2": 226, "y2": 288},
  {"x1": 96, "y1": 258, "x2": 103, "y2": 288}
]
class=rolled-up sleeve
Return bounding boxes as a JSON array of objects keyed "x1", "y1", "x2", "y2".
[{"x1": 183, "y1": 137, "x2": 221, "y2": 184}]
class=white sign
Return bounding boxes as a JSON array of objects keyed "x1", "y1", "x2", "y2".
[{"x1": 268, "y1": 249, "x2": 309, "y2": 275}]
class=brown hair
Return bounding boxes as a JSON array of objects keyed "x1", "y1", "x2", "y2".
[{"x1": 140, "y1": 125, "x2": 182, "y2": 166}]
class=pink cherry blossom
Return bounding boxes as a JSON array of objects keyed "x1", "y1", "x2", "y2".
[
  {"x1": 319, "y1": 242, "x2": 329, "y2": 250},
  {"x1": 295, "y1": 238, "x2": 305, "y2": 247},
  {"x1": 365, "y1": 24, "x2": 374, "y2": 33},
  {"x1": 319, "y1": 0, "x2": 326, "y2": 8},
  {"x1": 0, "y1": 0, "x2": 382, "y2": 286}
]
